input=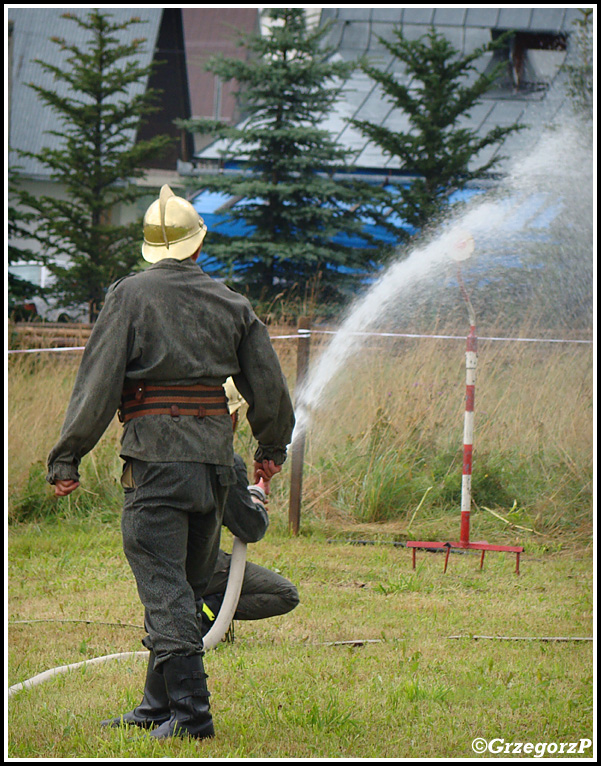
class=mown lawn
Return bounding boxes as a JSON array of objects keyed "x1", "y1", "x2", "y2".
[{"x1": 7, "y1": 516, "x2": 594, "y2": 759}]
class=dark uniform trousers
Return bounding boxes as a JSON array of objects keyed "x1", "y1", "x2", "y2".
[
  {"x1": 205, "y1": 553, "x2": 300, "y2": 621},
  {"x1": 120, "y1": 458, "x2": 233, "y2": 667}
]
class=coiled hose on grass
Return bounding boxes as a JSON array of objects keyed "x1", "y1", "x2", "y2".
[{"x1": 8, "y1": 537, "x2": 247, "y2": 698}]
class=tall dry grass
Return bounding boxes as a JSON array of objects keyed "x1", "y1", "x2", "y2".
[
  {"x1": 8, "y1": 353, "x2": 81, "y2": 485},
  {"x1": 275, "y1": 329, "x2": 593, "y2": 540},
  {"x1": 7, "y1": 327, "x2": 593, "y2": 543},
  {"x1": 7, "y1": 352, "x2": 124, "y2": 522}
]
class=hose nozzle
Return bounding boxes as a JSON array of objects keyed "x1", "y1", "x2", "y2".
[{"x1": 248, "y1": 478, "x2": 269, "y2": 502}]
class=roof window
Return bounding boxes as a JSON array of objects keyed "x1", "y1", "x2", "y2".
[{"x1": 488, "y1": 30, "x2": 567, "y2": 94}]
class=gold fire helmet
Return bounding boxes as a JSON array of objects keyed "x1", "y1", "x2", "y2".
[{"x1": 142, "y1": 185, "x2": 208, "y2": 263}]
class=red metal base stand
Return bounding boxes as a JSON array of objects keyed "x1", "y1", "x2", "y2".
[{"x1": 406, "y1": 539, "x2": 524, "y2": 574}]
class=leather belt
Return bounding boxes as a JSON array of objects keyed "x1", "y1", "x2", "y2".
[{"x1": 119, "y1": 381, "x2": 229, "y2": 423}]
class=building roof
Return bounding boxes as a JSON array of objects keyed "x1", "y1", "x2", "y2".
[
  {"x1": 195, "y1": 7, "x2": 584, "y2": 175},
  {"x1": 8, "y1": 8, "x2": 163, "y2": 178}
]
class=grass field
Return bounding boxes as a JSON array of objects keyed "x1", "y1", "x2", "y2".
[
  {"x1": 6, "y1": 326, "x2": 594, "y2": 758},
  {"x1": 7, "y1": 518, "x2": 594, "y2": 759}
]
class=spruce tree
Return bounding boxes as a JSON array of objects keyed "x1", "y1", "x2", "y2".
[
  {"x1": 351, "y1": 27, "x2": 523, "y2": 235},
  {"x1": 180, "y1": 8, "x2": 390, "y2": 304},
  {"x1": 13, "y1": 10, "x2": 173, "y2": 321}
]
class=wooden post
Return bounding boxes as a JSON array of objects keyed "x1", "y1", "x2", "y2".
[{"x1": 288, "y1": 316, "x2": 311, "y2": 535}]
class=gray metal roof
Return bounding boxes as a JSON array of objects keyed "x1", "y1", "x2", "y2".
[
  {"x1": 196, "y1": 7, "x2": 585, "y2": 176},
  {"x1": 322, "y1": 7, "x2": 580, "y2": 34},
  {"x1": 8, "y1": 8, "x2": 162, "y2": 178},
  {"x1": 312, "y1": 7, "x2": 584, "y2": 173}
]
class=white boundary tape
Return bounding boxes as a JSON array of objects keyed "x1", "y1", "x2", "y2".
[
  {"x1": 7, "y1": 330, "x2": 592, "y2": 354},
  {"x1": 308, "y1": 330, "x2": 592, "y2": 344},
  {"x1": 8, "y1": 346, "x2": 87, "y2": 354}
]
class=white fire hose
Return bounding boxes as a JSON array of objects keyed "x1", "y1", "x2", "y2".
[
  {"x1": 200, "y1": 535, "x2": 247, "y2": 651},
  {"x1": 8, "y1": 536, "x2": 248, "y2": 698}
]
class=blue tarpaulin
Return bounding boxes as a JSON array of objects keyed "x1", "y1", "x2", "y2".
[{"x1": 190, "y1": 184, "x2": 560, "y2": 279}]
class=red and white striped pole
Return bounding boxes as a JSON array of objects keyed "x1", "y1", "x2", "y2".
[
  {"x1": 452, "y1": 230, "x2": 477, "y2": 547},
  {"x1": 460, "y1": 324, "x2": 477, "y2": 545}
]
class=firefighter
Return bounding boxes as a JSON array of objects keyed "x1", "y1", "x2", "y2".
[
  {"x1": 46, "y1": 185, "x2": 295, "y2": 740},
  {"x1": 101, "y1": 379, "x2": 299, "y2": 733}
]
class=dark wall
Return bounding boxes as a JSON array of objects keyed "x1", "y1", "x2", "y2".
[{"x1": 137, "y1": 8, "x2": 193, "y2": 169}]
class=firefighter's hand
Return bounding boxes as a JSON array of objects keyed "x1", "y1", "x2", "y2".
[
  {"x1": 257, "y1": 477, "x2": 270, "y2": 497},
  {"x1": 54, "y1": 479, "x2": 80, "y2": 497},
  {"x1": 254, "y1": 460, "x2": 281, "y2": 484}
]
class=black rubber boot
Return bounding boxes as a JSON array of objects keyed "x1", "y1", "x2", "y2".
[
  {"x1": 101, "y1": 651, "x2": 170, "y2": 729},
  {"x1": 149, "y1": 654, "x2": 215, "y2": 740}
]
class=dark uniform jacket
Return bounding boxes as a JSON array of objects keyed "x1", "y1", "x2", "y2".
[{"x1": 47, "y1": 259, "x2": 295, "y2": 484}]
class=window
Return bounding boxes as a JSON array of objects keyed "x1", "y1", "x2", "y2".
[{"x1": 488, "y1": 30, "x2": 567, "y2": 94}]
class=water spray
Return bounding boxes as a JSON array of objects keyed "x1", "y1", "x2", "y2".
[{"x1": 407, "y1": 231, "x2": 524, "y2": 574}]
